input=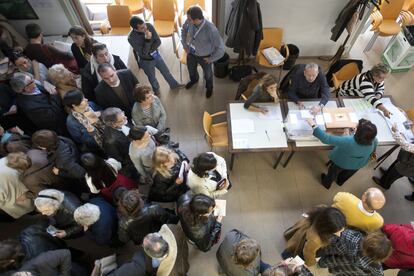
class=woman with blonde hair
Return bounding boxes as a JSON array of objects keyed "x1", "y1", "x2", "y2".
[
  {"x1": 47, "y1": 64, "x2": 80, "y2": 98},
  {"x1": 243, "y1": 74, "x2": 278, "y2": 114},
  {"x1": 148, "y1": 146, "x2": 190, "y2": 202}
]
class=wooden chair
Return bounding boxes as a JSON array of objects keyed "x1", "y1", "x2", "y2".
[
  {"x1": 406, "y1": 107, "x2": 414, "y2": 131},
  {"x1": 203, "y1": 111, "x2": 228, "y2": 150},
  {"x1": 364, "y1": 0, "x2": 405, "y2": 52},
  {"x1": 178, "y1": 0, "x2": 206, "y2": 27},
  {"x1": 332, "y1": 63, "x2": 361, "y2": 92},
  {"x1": 151, "y1": 0, "x2": 178, "y2": 52},
  {"x1": 256, "y1": 28, "x2": 289, "y2": 82},
  {"x1": 106, "y1": 5, "x2": 132, "y2": 35},
  {"x1": 174, "y1": 44, "x2": 187, "y2": 83},
  {"x1": 399, "y1": 0, "x2": 414, "y2": 26},
  {"x1": 120, "y1": 0, "x2": 146, "y2": 16}
]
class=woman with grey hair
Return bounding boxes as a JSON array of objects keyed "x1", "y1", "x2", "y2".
[
  {"x1": 73, "y1": 196, "x2": 118, "y2": 246},
  {"x1": 339, "y1": 63, "x2": 392, "y2": 118},
  {"x1": 34, "y1": 189, "x2": 83, "y2": 239},
  {"x1": 48, "y1": 64, "x2": 80, "y2": 98}
]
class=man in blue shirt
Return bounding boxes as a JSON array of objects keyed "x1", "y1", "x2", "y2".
[
  {"x1": 181, "y1": 6, "x2": 225, "y2": 98},
  {"x1": 288, "y1": 63, "x2": 330, "y2": 114}
]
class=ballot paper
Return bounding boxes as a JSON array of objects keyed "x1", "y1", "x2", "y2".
[
  {"x1": 300, "y1": 110, "x2": 313, "y2": 119},
  {"x1": 232, "y1": 119, "x2": 255, "y2": 134},
  {"x1": 349, "y1": 112, "x2": 358, "y2": 123},
  {"x1": 315, "y1": 115, "x2": 324, "y2": 125},
  {"x1": 214, "y1": 199, "x2": 226, "y2": 216},
  {"x1": 289, "y1": 113, "x2": 298, "y2": 125}
]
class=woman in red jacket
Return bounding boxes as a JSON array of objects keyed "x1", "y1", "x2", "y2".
[{"x1": 383, "y1": 224, "x2": 414, "y2": 269}]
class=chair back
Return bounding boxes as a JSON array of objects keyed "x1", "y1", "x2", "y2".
[
  {"x1": 184, "y1": 0, "x2": 205, "y2": 12},
  {"x1": 403, "y1": 0, "x2": 414, "y2": 11},
  {"x1": 259, "y1": 28, "x2": 283, "y2": 52},
  {"x1": 380, "y1": 0, "x2": 405, "y2": 20},
  {"x1": 107, "y1": 5, "x2": 131, "y2": 27},
  {"x1": 406, "y1": 108, "x2": 414, "y2": 131},
  {"x1": 203, "y1": 111, "x2": 213, "y2": 142},
  {"x1": 153, "y1": 0, "x2": 175, "y2": 21},
  {"x1": 332, "y1": 62, "x2": 360, "y2": 88},
  {"x1": 121, "y1": 0, "x2": 145, "y2": 14}
]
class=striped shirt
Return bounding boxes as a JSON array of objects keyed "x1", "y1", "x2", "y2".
[
  {"x1": 339, "y1": 71, "x2": 384, "y2": 108},
  {"x1": 142, "y1": 106, "x2": 152, "y2": 118}
]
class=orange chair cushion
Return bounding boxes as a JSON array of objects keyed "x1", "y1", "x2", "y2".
[
  {"x1": 154, "y1": 20, "x2": 175, "y2": 37},
  {"x1": 378, "y1": 21, "x2": 401, "y2": 36},
  {"x1": 210, "y1": 123, "x2": 228, "y2": 147}
]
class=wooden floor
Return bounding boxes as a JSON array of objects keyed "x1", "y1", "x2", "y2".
[{"x1": 2, "y1": 30, "x2": 413, "y2": 275}]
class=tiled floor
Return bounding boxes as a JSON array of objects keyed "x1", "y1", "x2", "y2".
[{"x1": 2, "y1": 29, "x2": 413, "y2": 275}]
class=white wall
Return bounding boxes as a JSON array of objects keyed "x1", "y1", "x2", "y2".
[
  {"x1": 9, "y1": 0, "x2": 73, "y2": 37},
  {"x1": 223, "y1": 0, "x2": 349, "y2": 56}
]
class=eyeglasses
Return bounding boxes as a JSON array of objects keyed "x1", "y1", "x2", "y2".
[{"x1": 25, "y1": 80, "x2": 35, "y2": 88}]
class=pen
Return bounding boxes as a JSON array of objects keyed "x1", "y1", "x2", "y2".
[{"x1": 265, "y1": 130, "x2": 270, "y2": 141}]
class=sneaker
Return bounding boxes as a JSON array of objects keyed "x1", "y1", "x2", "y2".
[
  {"x1": 185, "y1": 81, "x2": 197, "y2": 89},
  {"x1": 206, "y1": 89, "x2": 213, "y2": 98},
  {"x1": 320, "y1": 173, "x2": 331, "y2": 189}
]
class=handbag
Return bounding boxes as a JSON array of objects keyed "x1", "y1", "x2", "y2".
[
  {"x1": 229, "y1": 65, "x2": 257, "y2": 82},
  {"x1": 92, "y1": 254, "x2": 117, "y2": 276}
]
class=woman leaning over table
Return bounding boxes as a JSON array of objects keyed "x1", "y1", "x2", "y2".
[
  {"x1": 306, "y1": 118, "x2": 378, "y2": 189},
  {"x1": 243, "y1": 74, "x2": 278, "y2": 114}
]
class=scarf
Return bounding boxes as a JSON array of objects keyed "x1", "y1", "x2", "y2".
[
  {"x1": 90, "y1": 53, "x2": 115, "y2": 82},
  {"x1": 72, "y1": 106, "x2": 105, "y2": 147}
]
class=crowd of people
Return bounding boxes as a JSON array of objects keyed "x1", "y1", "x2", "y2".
[{"x1": 0, "y1": 4, "x2": 413, "y2": 276}]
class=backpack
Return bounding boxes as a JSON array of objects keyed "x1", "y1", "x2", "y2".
[
  {"x1": 278, "y1": 64, "x2": 303, "y2": 99},
  {"x1": 228, "y1": 65, "x2": 257, "y2": 82}
]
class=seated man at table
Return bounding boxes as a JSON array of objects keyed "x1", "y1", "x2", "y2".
[
  {"x1": 287, "y1": 63, "x2": 330, "y2": 114},
  {"x1": 338, "y1": 63, "x2": 392, "y2": 118}
]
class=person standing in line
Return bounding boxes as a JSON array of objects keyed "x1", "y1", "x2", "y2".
[{"x1": 128, "y1": 16, "x2": 184, "y2": 95}]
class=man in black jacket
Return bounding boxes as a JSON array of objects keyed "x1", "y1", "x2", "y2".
[
  {"x1": 95, "y1": 63, "x2": 138, "y2": 118},
  {"x1": 31, "y1": 130, "x2": 86, "y2": 196},
  {"x1": 128, "y1": 16, "x2": 183, "y2": 95},
  {"x1": 9, "y1": 72, "x2": 67, "y2": 136},
  {"x1": 102, "y1": 107, "x2": 138, "y2": 179},
  {"x1": 81, "y1": 43, "x2": 127, "y2": 101}
]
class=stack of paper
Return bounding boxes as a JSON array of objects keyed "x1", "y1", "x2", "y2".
[{"x1": 262, "y1": 47, "x2": 284, "y2": 65}]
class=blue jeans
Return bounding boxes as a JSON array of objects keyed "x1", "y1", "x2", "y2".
[
  {"x1": 187, "y1": 53, "x2": 213, "y2": 91},
  {"x1": 139, "y1": 55, "x2": 180, "y2": 92}
]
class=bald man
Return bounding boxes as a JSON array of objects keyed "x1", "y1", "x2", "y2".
[{"x1": 332, "y1": 188, "x2": 385, "y2": 232}]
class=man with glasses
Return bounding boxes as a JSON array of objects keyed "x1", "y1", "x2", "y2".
[
  {"x1": 128, "y1": 16, "x2": 184, "y2": 96},
  {"x1": 102, "y1": 107, "x2": 137, "y2": 179},
  {"x1": 105, "y1": 224, "x2": 189, "y2": 275},
  {"x1": 9, "y1": 72, "x2": 67, "y2": 135}
]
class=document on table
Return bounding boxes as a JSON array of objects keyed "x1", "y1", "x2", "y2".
[
  {"x1": 300, "y1": 110, "x2": 313, "y2": 119},
  {"x1": 232, "y1": 119, "x2": 255, "y2": 134},
  {"x1": 233, "y1": 138, "x2": 248, "y2": 149},
  {"x1": 214, "y1": 199, "x2": 226, "y2": 216},
  {"x1": 257, "y1": 108, "x2": 279, "y2": 119}
]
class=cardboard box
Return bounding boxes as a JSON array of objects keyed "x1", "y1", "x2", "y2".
[{"x1": 323, "y1": 107, "x2": 358, "y2": 129}]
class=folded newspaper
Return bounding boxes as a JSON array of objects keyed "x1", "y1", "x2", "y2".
[{"x1": 262, "y1": 47, "x2": 284, "y2": 65}]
